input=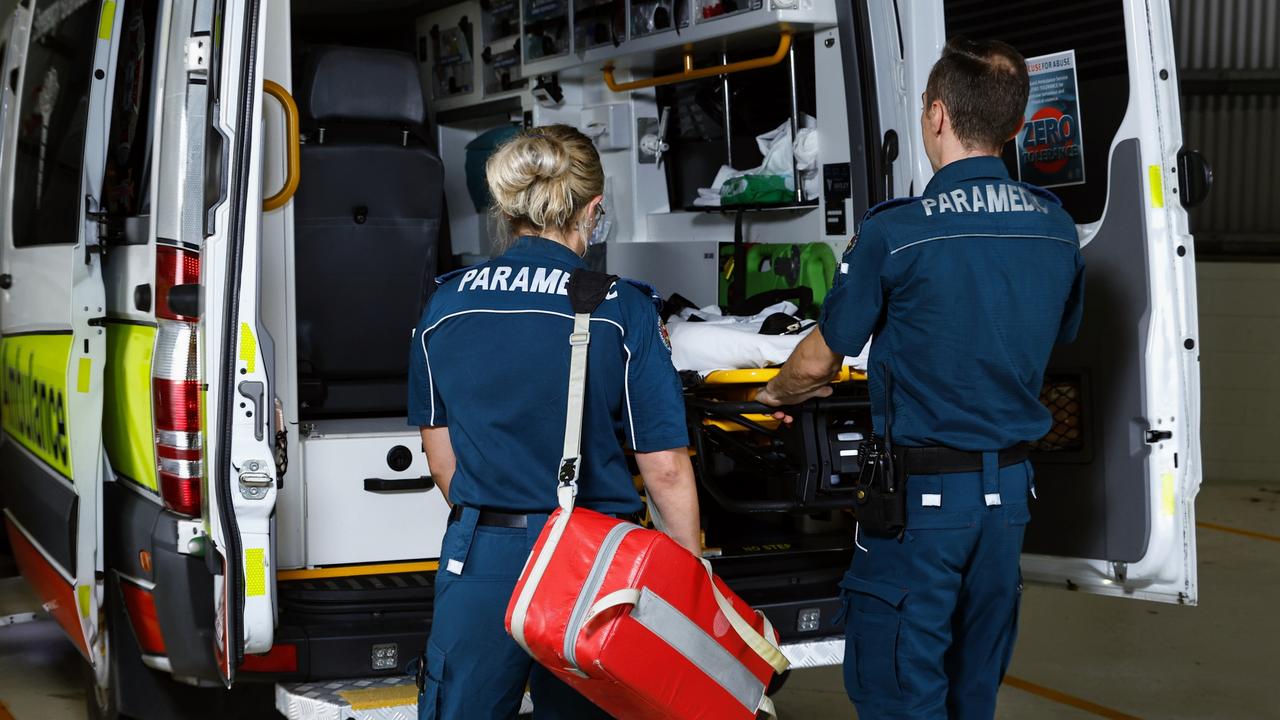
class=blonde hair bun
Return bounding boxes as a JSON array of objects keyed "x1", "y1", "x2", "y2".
[{"x1": 486, "y1": 125, "x2": 604, "y2": 236}]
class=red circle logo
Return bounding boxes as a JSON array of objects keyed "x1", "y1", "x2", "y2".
[{"x1": 1024, "y1": 107, "x2": 1077, "y2": 176}]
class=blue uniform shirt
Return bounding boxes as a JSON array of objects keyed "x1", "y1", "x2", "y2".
[
  {"x1": 408, "y1": 236, "x2": 688, "y2": 515},
  {"x1": 819, "y1": 156, "x2": 1085, "y2": 450}
]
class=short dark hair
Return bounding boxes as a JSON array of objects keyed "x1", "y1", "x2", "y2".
[{"x1": 925, "y1": 36, "x2": 1030, "y2": 152}]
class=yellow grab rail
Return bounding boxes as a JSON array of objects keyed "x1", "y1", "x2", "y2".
[
  {"x1": 262, "y1": 80, "x2": 301, "y2": 212},
  {"x1": 603, "y1": 29, "x2": 793, "y2": 92}
]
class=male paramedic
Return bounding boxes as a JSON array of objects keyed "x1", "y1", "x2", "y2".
[{"x1": 756, "y1": 37, "x2": 1085, "y2": 719}]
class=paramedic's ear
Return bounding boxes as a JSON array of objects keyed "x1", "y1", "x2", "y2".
[{"x1": 586, "y1": 194, "x2": 604, "y2": 225}]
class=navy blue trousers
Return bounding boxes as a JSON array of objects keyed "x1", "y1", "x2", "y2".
[
  {"x1": 841, "y1": 459, "x2": 1033, "y2": 720},
  {"x1": 418, "y1": 508, "x2": 611, "y2": 720}
]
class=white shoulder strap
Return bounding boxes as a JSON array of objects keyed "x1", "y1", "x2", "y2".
[
  {"x1": 509, "y1": 304, "x2": 594, "y2": 656},
  {"x1": 557, "y1": 310, "x2": 592, "y2": 511}
]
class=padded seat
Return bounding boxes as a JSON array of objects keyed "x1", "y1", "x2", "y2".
[{"x1": 294, "y1": 47, "x2": 444, "y2": 418}]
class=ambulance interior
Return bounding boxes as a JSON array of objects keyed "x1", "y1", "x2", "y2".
[{"x1": 246, "y1": 0, "x2": 1181, "y2": 651}]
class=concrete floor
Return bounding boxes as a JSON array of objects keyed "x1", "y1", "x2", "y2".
[{"x1": 0, "y1": 482, "x2": 1276, "y2": 719}]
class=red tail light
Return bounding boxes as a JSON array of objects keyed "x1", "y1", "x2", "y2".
[
  {"x1": 240, "y1": 643, "x2": 299, "y2": 673},
  {"x1": 120, "y1": 582, "x2": 167, "y2": 656},
  {"x1": 156, "y1": 245, "x2": 201, "y2": 321},
  {"x1": 153, "y1": 244, "x2": 203, "y2": 517}
]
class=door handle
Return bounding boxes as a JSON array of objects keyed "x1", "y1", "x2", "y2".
[
  {"x1": 263, "y1": 80, "x2": 300, "y2": 212},
  {"x1": 0, "y1": 274, "x2": 11, "y2": 289},
  {"x1": 364, "y1": 476, "x2": 435, "y2": 493},
  {"x1": 1177, "y1": 148, "x2": 1213, "y2": 209}
]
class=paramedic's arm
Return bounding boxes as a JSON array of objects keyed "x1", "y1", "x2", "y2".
[
  {"x1": 623, "y1": 283, "x2": 702, "y2": 555},
  {"x1": 408, "y1": 319, "x2": 453, "y2": 504},
  {"x1": 635, "y1": 450, "x2": 701, "y2": 555},
  {"x1": 420, "y1": 427, "x2": 456, "y2": 506},
  {"x1": 758, "y1": 221, "x2": 889, "y2": 409},
  {"x1": 754, "y1": 329, "x2": 842, "y2": 407}
]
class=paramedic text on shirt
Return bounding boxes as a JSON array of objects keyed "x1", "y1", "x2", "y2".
[
  {"x1": 407, "y1": 125, "x2": 700, "y2": 720},
  {"x1": 756, "y1": 37, "x2": 1086, "y2": 720}
]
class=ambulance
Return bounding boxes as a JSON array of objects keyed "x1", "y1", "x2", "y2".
[{"x1": 0, "y1": 0, "x2": 1209, "y2": 716}]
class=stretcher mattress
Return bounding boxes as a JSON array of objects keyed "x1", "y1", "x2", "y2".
[{"x1": 667, "y1": 302, "x2": 870, "y2": 374}]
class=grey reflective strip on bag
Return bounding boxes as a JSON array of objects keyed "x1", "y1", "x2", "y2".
[{"x1": 631, "y1": 588, "x2": 767, "y2": 713}]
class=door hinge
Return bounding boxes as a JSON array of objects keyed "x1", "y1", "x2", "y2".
[
  {"x1": 184, "y1": 36, "x2": 211, "y2": 76},
  {"x1": 1145, "y1": 429, "x2": 1173, "y2": 443}
]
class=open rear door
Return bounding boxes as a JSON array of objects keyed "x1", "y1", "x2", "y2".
[
  {"x1": 198, "y1": 0, "x2": 279, "y2": 684},
  {"x1": 881, "y1": 0, "x2": 1200, "y2": 604},
  {"x1": 0, "y1": 0, "x2": 126, "y2": 668},
  {"x1": 0, "y1": 6, "x2": 29, "y2": 171}
]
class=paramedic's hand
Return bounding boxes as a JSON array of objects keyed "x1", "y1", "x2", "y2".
[
  {"x1": 755, "y1": 329, "x2": 843, "y2": 422},
  {"x1": 754, "y1": 384, "x2": 833, "y2": 425}
]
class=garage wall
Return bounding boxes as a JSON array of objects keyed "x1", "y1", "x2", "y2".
[{"x1": 1196, "y1": 262, "x2": 1280, "y2": 483}]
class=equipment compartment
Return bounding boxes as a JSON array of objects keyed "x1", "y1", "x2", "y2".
[{"x1": 300, "y1": 419, "x2": 449, "y2": 567}]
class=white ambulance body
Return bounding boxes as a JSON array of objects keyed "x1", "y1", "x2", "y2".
[{"x1": 0, "y1": 0, "x2": 1203, "y2": 716}]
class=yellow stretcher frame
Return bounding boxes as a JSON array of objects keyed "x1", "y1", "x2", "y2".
[
  {"x1": 700, "y1": 366, "x2": 867, "y2": 385},
  {"x1": 694, "y1": 366, "x2": 867, "y2": 432}
]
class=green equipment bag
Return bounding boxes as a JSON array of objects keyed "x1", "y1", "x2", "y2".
[{"x1": 718, "y1": 242, "x2": 837, "y2": 318}]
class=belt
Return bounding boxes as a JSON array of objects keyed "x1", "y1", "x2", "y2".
[
  {"x1": 894, "y1": 443, "x2": 1030, "y2": 476},
  {"x1": 448, "y1": 505, "x2": 642, "y2": 528}
]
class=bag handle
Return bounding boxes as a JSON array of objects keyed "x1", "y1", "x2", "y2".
[{"x1": 578, "y1": 561, "x2": 790, "y2": 676}]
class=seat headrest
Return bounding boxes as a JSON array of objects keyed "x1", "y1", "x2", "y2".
[{"x1": 303, "y1": 47, "x2": 425, "y2": 125}]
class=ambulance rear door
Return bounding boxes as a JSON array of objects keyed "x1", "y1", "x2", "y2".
[
  {"x1": 0, "y1": 0, "x2": 128, "y2": 668},
  {"x1": 0, "y1": 4, "x2": 28, "y2": 171},
  {"x1": 198, "y1": 0, "x2": 281, "y2": 685},
  {"x1": 881, "y1": 0, "x2": 1202, "y2": 604}
]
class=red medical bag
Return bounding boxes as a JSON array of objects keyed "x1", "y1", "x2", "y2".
[{"x1": 504, "y1": 271, "x2": 789, "y2": 719}]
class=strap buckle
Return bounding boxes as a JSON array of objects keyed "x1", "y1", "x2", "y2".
[
  {"x1": 558, "y1": 457, "x2": 581, "y2": 495},
  {"x1": 569, "y1": 331, "x2": 591, "y2": 347}
]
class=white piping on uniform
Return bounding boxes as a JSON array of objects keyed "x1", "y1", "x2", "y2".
[
  {"x1": 622, "y1": 343, "x2": 636, "y2": 448},
  {"x1": 854, "y1": 522, "x2": 868, "y2": 553},
  {"x1": 889, "y1": 233, "x2": 1079, "y2": 255},
  {"x1": 419, "y1": 309, "x2": 628, "y2": 430}
]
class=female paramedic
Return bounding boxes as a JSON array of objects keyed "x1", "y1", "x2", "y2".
[{"x1": 407, "y1": 124, "x2": 702, "y2": 719}]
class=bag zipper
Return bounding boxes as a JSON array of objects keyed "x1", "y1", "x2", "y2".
[{"x1": 563, "y1": 522, "x2": 640, "y2": 672}]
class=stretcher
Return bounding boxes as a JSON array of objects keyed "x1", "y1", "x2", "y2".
[{"x1": 682, "y1": 366, "x2": 871, "y2": 513}]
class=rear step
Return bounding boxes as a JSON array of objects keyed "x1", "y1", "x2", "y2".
[
  {"x1": 276, "y1": 678, "x2": 534, "y2": 718},
  {"x1": 273, "y1": 631, "x2": 846, "y2": 719}
]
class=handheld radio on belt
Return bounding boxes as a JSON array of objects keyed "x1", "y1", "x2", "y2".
[{"x1": 854, "y1": 364, "x2": 908, "y2": 538}]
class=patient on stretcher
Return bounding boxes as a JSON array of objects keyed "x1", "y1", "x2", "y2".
[{"x1": 664, "y1": 297, "x2": 869, "y2": 374}]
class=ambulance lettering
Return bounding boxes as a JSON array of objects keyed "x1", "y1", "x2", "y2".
[
  {"x1": 921, "y1": 184, "x2": 1048, "y2": 216},
  {"x1": 457, "y1": 265, "x2": 581, "y2": 297},
  {"x1": 1, "y1": 342, "x2": 71, "y2": 472}
]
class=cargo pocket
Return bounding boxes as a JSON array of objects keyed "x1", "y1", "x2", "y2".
[
  {"x1": 840, "y1": 574, "x2": 908, "y2": 698},
  {"x1": 416, "y1": 642, "x2": 446, "y2": 720}
]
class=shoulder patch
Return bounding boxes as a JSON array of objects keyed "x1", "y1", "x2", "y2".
[{"x1": 658, "y1": 317, "x2": 672, "y2": 350}]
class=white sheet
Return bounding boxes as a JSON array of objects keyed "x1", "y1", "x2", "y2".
[{"x1": 667, "y1": 302, "x2": 870, "y2": 373}]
